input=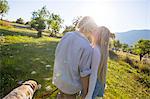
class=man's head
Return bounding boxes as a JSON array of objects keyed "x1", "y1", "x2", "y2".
[{"x1": 77, "y1": 16, "x2": 97, "y2": 39}]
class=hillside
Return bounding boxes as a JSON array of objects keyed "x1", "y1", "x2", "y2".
[
  {"x1": 0, "y1": 25, "x2": 150, "y2": 99},
  {"x1": 115, "y1": 30, "x2": 150, "y2": 45}
]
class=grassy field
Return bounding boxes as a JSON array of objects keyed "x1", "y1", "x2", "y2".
[{"x1": 0, "y1": 25, "x2": 150, "y2": 99}]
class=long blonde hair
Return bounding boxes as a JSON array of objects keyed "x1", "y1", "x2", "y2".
[{"x1": 95, "y1": 26, "x2": 110, "y2": 85}]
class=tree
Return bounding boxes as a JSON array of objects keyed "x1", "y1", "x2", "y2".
[
  {"x1": 72, "y1": 16, "x2": 82, "y2": 29},
  {"x1": 112, "y1": 40, "x2": 122, "y2": 51},
  {"x1": 62, "y1": 25, "x2": 75, "y2": 34},
  {"x1": 62, "y1": 16, "x2": 82, "y2": 35},
  {"x1": 121, "y1": 43, "x2": 129, "y2": 52},
  {"x1": 30, "y1": 6, "x2": 49, "y2": 37},
  {"x1": 0, "y1": 0, "x2": 9, "y2": 20},
  {"x1": 47, "y1": 13, "x2": 63, "y2": 37},
  {"x1": 110, "y1": 33, "x2": 115, "y2": 39},
  {"x1": 133, "y1": 39, "x2": 150, "y2": 61},
  {"x1": 16, "y1": 18, "x2": 24, "y2": 24},
  {"x1": 25, "y1": 21, "x2": 30, "y2": 25}
]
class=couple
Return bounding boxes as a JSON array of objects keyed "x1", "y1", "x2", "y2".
[{"x1": 53, "y1": 16, "x2": 110, "y2": 99}]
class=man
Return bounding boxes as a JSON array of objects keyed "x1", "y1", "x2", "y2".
[{"x1": 53, "y1": 16, "x2": 97, "y2": 99}]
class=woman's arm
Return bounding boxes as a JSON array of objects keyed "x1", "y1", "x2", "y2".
[{"x1": 85, "y1": 47, "x2": 101, "y2": 99}]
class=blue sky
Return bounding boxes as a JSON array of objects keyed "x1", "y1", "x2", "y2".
[{"x1": 5, "y1": 0, "x2": 150, "y2": 32}]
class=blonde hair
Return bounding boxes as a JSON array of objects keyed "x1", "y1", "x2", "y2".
[
  {"x1": 77, "y1": 16, "x2": 97, "y2": 36},
  {"x1": 95, "y1": 26, "x2": 110, "y2": 85}
]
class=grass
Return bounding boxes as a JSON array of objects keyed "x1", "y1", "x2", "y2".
[
  {"x1": 104, "y1": 60, "x2": 150, "y2": 99},
  {"x1": 0, "y1": 26, "x2": 59, "y2": 98},
  {"x1": 0, "y1": 25, "x2": 150, "y2": 99}
]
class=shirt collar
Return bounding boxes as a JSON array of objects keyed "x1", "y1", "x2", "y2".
[{"x1": 75, "y1": 31, "x2": 90, "y2": 43}]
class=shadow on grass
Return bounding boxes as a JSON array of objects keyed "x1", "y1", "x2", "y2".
[
  {"x1": 109, "y1": 50, "x2": 118, "y2": 60},
  {"x1": 0, "y1": 28, "x2": 38, "y2": 38},
  {"x1": 0, "y1": 41, "x2": 59, "y2": 98}
]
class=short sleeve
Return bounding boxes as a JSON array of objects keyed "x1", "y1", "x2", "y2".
[{"x1": 79, "y1": 47, "x2": 92, "y2": 77}]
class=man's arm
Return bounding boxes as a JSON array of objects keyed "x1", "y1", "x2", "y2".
[
  {"x1": 80, "y1": 75, "x2": 90, "y2": 98},
  {"x1": 79, "y1": 47, "x2": 93, "y2": 99}
]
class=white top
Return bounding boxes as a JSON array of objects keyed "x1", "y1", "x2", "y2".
[
  {"x1": 52, "y1": 31, "x2": 93, "y2": 94},
  {"x1": 85, "y1": 46, "x2": 101, "y2": 99}
]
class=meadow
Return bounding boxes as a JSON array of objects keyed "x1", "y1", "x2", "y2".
[{"x1": 0, "y1": 24, "x2": 150, "y2": 99}]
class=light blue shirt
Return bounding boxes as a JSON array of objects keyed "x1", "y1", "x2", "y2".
[{"x1": 52, "y1": 31, "x2": 92, "y2": 94}]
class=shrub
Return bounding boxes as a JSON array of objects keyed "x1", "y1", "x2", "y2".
[
  {"x1": 139, "y1": 64, "x2": 150, "y2": 74},
  {"x1": 25, "y1": 21, "x2": 30, "y2": 25},
  {"x1": 16, "y1": 18, "x2": 24, "y2": 24},
  {"x1": 134, "y1": 75, "x2": 150, "y2": 88},
  {"x1": 124, "y1": 57, "x2": 133, "y2": 65}
]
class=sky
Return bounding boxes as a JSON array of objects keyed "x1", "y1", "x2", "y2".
[{"x1": 4, "y1": 0, "x2": 150, "y2": 32}]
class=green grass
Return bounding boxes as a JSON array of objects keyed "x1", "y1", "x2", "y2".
[
  {"x1": 0, "y1": 26, "x2": 59, "y2": 98},
  {"x1": 104, "y1": 60, "x2": 150, "y2": 99},
  {"x1": 0, "y1": 26, "x2": 150, "y2": 99}
]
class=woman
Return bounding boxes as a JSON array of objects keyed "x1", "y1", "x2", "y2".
[{"x1": 85, "y1": 26, "x2": 110, "y2": 99}]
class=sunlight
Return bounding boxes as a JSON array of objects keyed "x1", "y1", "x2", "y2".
[{"x1": 79, "y1": 1, "x2": 117, "y2": 32}]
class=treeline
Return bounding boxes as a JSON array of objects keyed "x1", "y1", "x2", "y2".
[
  {"x1": 110, "y1": 39, "x2": 150, "y2": 61},
  {"x1": 0, "y1": 0, "x2": 82, "y2": 37}
]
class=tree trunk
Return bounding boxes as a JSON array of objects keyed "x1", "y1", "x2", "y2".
[
  {"x1": 37, "y1": 30, "x2": 42, "y2": 37},
  {"x1": 1, "y1": 14, "x2": 4, "y2": 20},
  {"x1": 140, "y1": 54, "x2": 143, "y2": 61},
  {"x1": 1, "y1": 16, "x2": 3, "y2": 20},
  {"x1": 54, "y1": 30, "x2": 57, "y2": 37}
]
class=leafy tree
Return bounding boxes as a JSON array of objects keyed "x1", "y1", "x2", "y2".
[
  {"x1": 47, "y1": 13, "x2": 63, "y2": 37},
  {"x1": 0, "y1": 0, "x2": 9, "y2": 20},
  {"x1": 133, "y1": 39, "x2": 150, "y2": 61},
  {"x1": 62, "y1": 25, "x2": 75, "y2": 34},
  {"x1": 112, "y1": 40, "x2": 122, "y2": 51},
  {"x1": 62, "y1": 16, "x2": 82, "y2": 35},
  {"x1": 109, "y1": 33, "x2": 116, "y2": 49},
  {"x1": 121, "y1": 43, "x2": 129, "y2": 52},
  {"x1": 72, "y1": 16, "x2": 82, "y2": 29},
  {"x1": 16, "y1": 18, "x2": 24, "y2": 24},
  {"x1": 25, "y1": 21, "x2": 30, "y2": 25},
  {"x1": 110, "y1": 33, "x2": 115, "y2": 39},
  {"x1": 30, "y1": 6, "x2": 49, "y2": 37}
]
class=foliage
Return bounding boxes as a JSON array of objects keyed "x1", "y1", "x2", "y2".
[
  {"x1": 30, "y1": 6, "x2": 48, "y2": 37},
  {"x1": 0, "y1": 0, "x2": 9, "y2": 20},
  {"x1": 72, "y1": 16, "x2": 82, "y2": 29},
  {"x1": 25, "y1": 21, "x2": 30, "y2": 25},
  {"x1": 47, "y1": 13, "x2": 63, "y2": 37},
  {"x1": 133, "y1": 39, "x2": 150, "y2": 61},
  {"x1": 110, "y1": 33, "x2": 115, "y2": 39},
  {"x1": 121, "y1": 43, "x2": 129, "y2": 52},
  {"x1": 62, "y1": 25, "x2": 75, "y2": 34},
  {"x1": 111, "y1": 40, "x2": 122, "y2": 51},
  {"x1": 62, "y1": 16, "x2": 82, "y2": 34},
  {"x1": 16, "y1": 18, "x2": 24, "y2": 24}
]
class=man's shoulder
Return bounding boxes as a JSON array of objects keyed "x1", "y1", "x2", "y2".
[
  {"x1": 64, "y1": 31, "x2": 76, "y2": 37},
  {"x1": 62, "y1": 31, "x2": 92, "y2": 49}
]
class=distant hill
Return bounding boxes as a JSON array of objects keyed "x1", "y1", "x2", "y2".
[{"x1": 115, "y1": 30, "x2": 150, "y2": 45}]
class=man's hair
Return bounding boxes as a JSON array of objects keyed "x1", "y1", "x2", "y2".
[{"x1": 76, "y1": 16, "x2": 97, "y2": 35}]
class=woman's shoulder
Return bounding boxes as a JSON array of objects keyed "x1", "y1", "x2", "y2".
[
  {"x1": 93, "y1": 45, "x2": 100, "y2": 53},
  {"x1": 93, "y1": 45, "x2": 101, "y2": 57}
]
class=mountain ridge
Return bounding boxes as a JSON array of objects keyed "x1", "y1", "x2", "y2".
[{"x1": 115, "y1": 29, "x2": 150, "y2": 45}]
